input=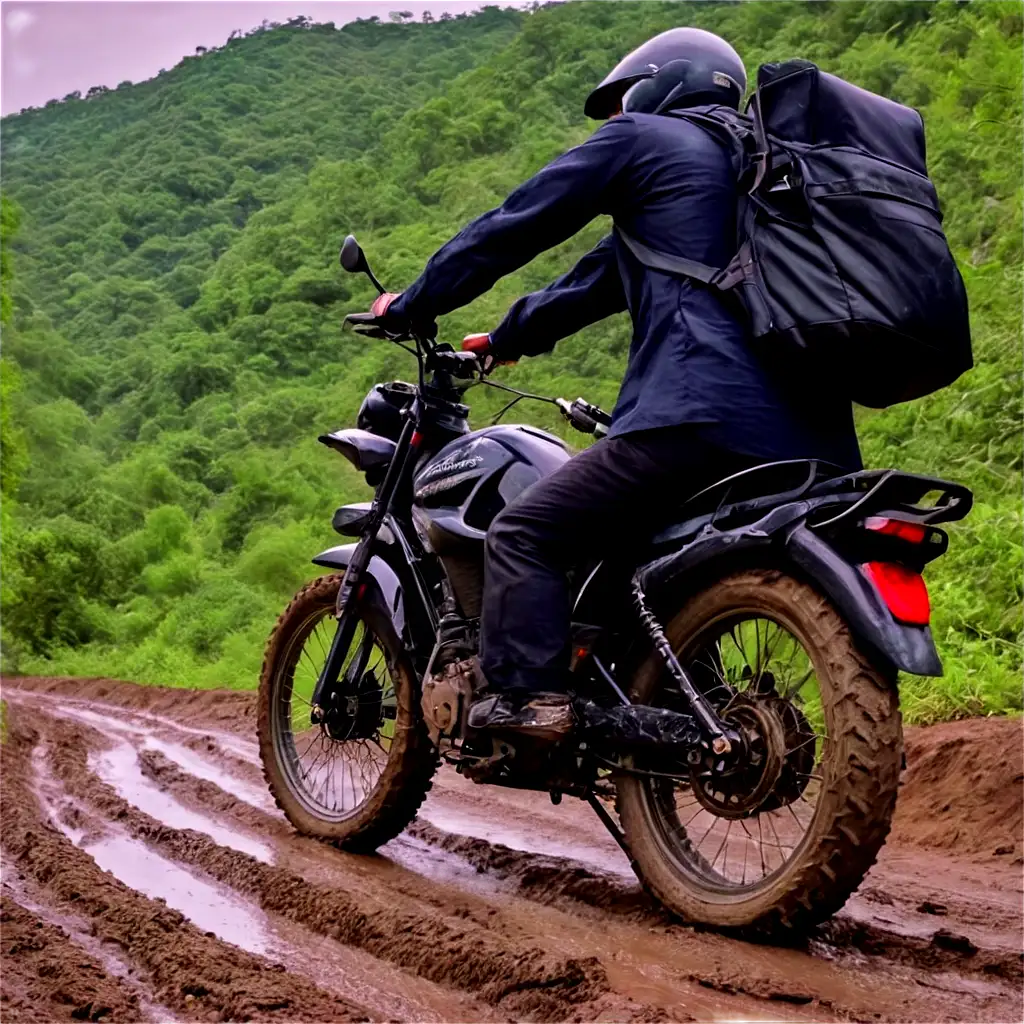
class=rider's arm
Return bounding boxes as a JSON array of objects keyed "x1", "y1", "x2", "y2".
[
  {"x1": 488, "y1": 234, "x2": 626, "y2": 361},
  {"x1": 386, "y1": 117, "x2": 639, "y2": 325}
]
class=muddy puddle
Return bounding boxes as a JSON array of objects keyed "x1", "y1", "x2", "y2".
[
  {"x1": 89, "y1": 737, "x2": 274, "y2": 861},
  {"x1": 3, "y1": 676, "x2": 1021, "y2": 1024},
  {"x1": 31, "y1": 735, "x2": 276, "y2": 955}
]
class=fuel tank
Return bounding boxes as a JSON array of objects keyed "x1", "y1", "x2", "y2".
[{"x1": 412, "y1": 424, "x2": 569, "y2": 616}]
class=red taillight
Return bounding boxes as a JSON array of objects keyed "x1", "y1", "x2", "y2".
[
  {"x1": 862, "y1": 562, "x2": 931, "y2": 625},
  {"x1": 864, "y1": 516, "x2": 927, "y2": 544}
]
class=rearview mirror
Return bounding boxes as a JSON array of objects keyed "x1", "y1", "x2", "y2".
[{"x1": 339, "y1": 234, "x2": 366, "y2": 273}]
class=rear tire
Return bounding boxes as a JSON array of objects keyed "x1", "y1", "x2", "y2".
[
  {"x1": 616, "y1": 569, "x2": 903, "y2": 933},
  {"x1": 257, "y1": 574, "x2": 436, "y2": 852}
]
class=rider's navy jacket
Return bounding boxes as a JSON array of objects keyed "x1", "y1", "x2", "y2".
[{"x1": 390, "y1": 111, "x2": 862, "y2": 469}]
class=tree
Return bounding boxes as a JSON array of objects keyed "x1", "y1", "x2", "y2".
[
  {"x1": 0, "y1": 196, "x2": 19, "y2": 325},
  {"x1": 389, "y1": 11, "x2": 414, "y2": 23},
  {"x1": 0, "y1": 2, "x2": 1018, "y2": 712}
]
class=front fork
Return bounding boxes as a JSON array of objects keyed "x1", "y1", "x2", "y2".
[
  {"x1": 309, "y1": 536, "x2": 372, "y2": 724},
  {"x1": 310, "y1": 415, "x2": 422, "y2": 724}
]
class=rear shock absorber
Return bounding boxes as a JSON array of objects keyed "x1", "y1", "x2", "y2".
[{"x1": 631, "y1": 576, "x2": 734, "y2": 755}]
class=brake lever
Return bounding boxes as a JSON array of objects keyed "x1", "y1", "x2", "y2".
[
  {"x1": 344, "y1": 311, "x2": 412, "y2": 342},
  {"x1": 556, "y1": 397, "x2": 597, "y2": 434}
]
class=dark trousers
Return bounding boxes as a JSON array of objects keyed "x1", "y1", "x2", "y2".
[{"x1": 478, "y1": 425, "x2": 756, "y2": 694}]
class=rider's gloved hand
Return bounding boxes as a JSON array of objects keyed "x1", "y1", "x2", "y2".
[
  {"x1": 370, "y1": 291, "x2": 402, "y2": 324},
  {"x1": 462, "y1": 333, "x2": 516, "y2": 375},
  {"x1": 370, "y1": 292, "x2": 437, "y2": 338}
]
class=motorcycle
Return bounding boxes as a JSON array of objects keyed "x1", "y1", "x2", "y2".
[{"x1": 257, "y1": 235, "x2": 972, "y2": 933}]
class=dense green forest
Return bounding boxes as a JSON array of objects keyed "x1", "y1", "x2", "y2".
[{"x1": 1, "y1": 2, "x2": 1020, "y2": 722}]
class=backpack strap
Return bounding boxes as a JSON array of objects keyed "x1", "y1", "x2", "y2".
[
  {"x1": 668, "y1": 107, "x2": 753, "y2": 180},
  {"x1": 747, "y1": 89, "x2": 773, "y2": 194},
  {"x1": 616, "y1": 228, "x2": 721, "y2": 285}
]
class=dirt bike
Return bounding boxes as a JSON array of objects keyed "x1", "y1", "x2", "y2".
[{"x1": 257, "y1": 235, "x2": 972, "y2": 934}]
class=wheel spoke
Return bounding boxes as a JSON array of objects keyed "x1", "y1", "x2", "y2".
[
  {"x1": 270, "y1": 600, "x2": 398, "y2": 823},
  {"x1": 646, "y1": 610, "x2": 832, "y2": 891}
]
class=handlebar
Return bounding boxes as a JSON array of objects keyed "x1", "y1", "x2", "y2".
[
  {"x1": 556, "y1": 397, "x2": 612, "y2": 439},
  {"x1": 345, "y1": 310, "x2": 611, "y2": 436}
]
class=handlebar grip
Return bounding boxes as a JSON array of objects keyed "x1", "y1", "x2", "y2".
[{"x1": 557, "y1": 398, "x2": 600, "y2": 435}]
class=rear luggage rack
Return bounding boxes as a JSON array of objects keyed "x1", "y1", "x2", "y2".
[{"x1": 810, "y1": 470, "x2": 973, "y2": 529}]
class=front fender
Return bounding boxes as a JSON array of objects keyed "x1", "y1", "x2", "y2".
[{"x1": 311, "y1": 543, "x2": 406, "y2": 643}]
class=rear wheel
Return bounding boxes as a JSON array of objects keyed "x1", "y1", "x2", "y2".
[
  {"x1": 616, "y1": 569, "x2": 902, "y2": 933},
  {"x1": 257, "y1": 574, "x2": 436, "y2": 851}
]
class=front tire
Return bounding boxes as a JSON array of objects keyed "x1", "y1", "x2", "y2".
[
  {"x1": 257, "y1": 574, "x2": 436, "y2": 852},
  {"x1": 616, "y1": 569, "x2": 903, "y2": 933}
]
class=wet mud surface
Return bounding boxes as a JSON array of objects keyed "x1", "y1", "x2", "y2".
[{"x1": 2, "y1": 675, "x2": 1021, "y2": 1022}]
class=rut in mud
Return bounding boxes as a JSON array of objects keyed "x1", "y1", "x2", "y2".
[{"x1": 2, "y1": 675, "x2": 1021, "y2": 1023}]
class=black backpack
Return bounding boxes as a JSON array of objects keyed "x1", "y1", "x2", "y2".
[{"x1": 618, "y1": 59, "x2": 973, "y2": 408}]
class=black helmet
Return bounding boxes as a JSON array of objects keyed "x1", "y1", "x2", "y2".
[
  {"x1": 358, "y1": 381, "x2": 416, "y2": 442},
  {"x1": 585, "y1": 28, "x2": 746, "y2": 119}
]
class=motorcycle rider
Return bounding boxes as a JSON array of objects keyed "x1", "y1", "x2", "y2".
[{"x1": 369, "y1": 28, "x2": 862, "y2": 737}]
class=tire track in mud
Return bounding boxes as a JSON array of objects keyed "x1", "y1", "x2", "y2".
[
  {"x1": 6, "y1": 693, "x2": 831, "y2": 1022},
  {"x1": 1, "y1": 717, "x2": 370, "y2": 1024},
  {"x1": 39, "y1": 714, "x2": 654, "y2": 1023},
  {"x1": 406, "y1": 819, "x2": 1024, "y2": 985},
  {"x1": 0, "y1": 892, "x2": 144, "y2": 1024},
  {"x1": 2, "y1": 864, "x2": 186, "y2": 1024},
  {"x1": 78, "y1": 696, "x2": 1020, "y2": 1022},
  {"x1": 4, "y1": 678, "x2": 1022, "y2": 1023}
]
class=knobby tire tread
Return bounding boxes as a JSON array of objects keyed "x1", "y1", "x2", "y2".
[
  {"x1": 615, "y1": 569, "x2": 903, "y2": 934},
  {"x1": 257, "y1": 574, "x2": 437, "y2": 853}
]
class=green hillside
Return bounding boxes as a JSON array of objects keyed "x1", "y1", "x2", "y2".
[{"x1": 1, "y1": 1, "x2": 1020, "y2": 722}]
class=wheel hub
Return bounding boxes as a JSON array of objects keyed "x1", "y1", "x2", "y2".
[
  {"x1": 322, "y1": 670, "x2": 383, "y2": 741},
  {"x1": 690, "y1": 698, "x2": 786, "y2": 819}
]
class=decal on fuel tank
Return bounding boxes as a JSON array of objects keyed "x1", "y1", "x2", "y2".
[
  {"x1": 414, "y1": 467, "x2": 482, "y2": 502},
  {"x1": 417, "y1": 454, "x2": 483, "y2": 484}
]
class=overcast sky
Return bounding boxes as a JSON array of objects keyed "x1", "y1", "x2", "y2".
[{"x1": 1, "y1": 1, "x2": 492, "y2": 115}]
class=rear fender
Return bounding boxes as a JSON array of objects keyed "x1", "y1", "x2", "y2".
[
  {"x1": 639, "y1": 513, "x2": 942, "y2": 677},
  {"x1": 786, "y1": 524, "x2": 941, "y2": 676}
]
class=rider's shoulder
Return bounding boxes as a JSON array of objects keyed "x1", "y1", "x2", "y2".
[{"x1": 594, "y1": 111, "x2": 703, "y2": 142}]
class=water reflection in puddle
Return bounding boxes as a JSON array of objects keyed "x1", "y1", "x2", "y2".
[
  {"x1": 90, "y1": 741, "x2": 273, "y2": 863},
  {"x1": 420, "y1": 801, "x2": 634, "y2": 877},
  {"x1": 86, "y1": 835, "x2": 274, "y2": 956},
  {"x1": 140, "y1": 736, "x2": 275, "y2": 812}
]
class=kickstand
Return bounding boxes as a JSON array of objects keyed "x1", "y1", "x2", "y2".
[{"x1": 586, "y1": 792, "x2": 631, "y2": 858}]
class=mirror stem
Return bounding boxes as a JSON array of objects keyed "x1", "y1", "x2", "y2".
[{"x1": 365, "y1": 268, "x2": 387, "y2": 296}]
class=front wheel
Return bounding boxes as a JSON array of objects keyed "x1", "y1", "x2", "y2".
[
  {"x1": 257, "y1": 574, "x2": 436, "y2": 851},
  {"x1": 616, "y1": 569, "x2": 903, "y2": 934}
]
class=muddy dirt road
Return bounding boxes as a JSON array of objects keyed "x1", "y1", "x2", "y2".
[{"x1": 2, "y1": 675, "x2": 1021, "y2": 1023}]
